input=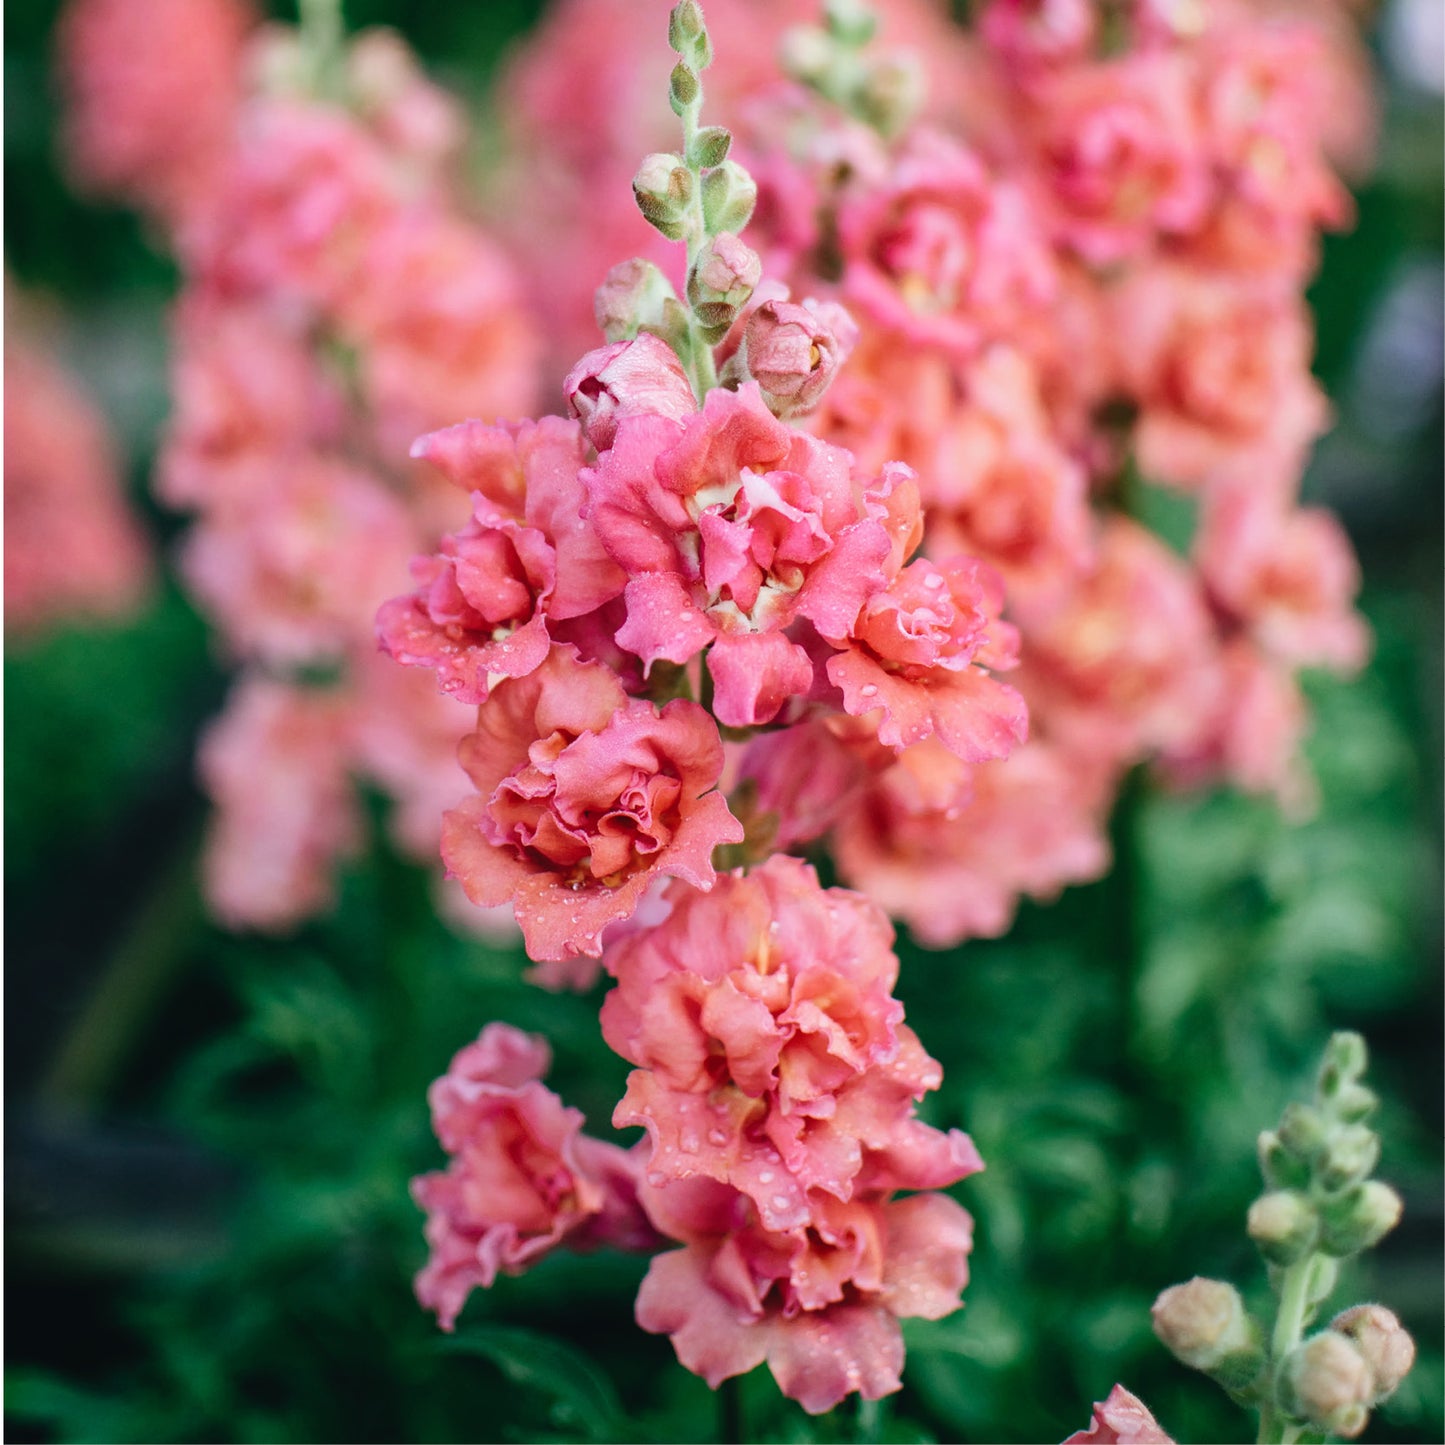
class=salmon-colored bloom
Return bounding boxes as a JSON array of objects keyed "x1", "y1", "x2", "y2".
[{"x1": 1063, "y1": 1385, "x2": 1174, "y2": 1444}]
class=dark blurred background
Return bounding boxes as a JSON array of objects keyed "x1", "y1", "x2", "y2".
[{"x1": 5, "y1": 2, "x2": 1442, "y2": 1442}]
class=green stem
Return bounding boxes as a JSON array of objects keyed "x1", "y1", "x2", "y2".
[
  {"x1": 678, "y1": 87, "x2": 720, "y2": 398},
  {"x1": 299, "y1": 0, "x2": 345, "y2": 96},
  {"x1": 1258, "y1": 1256, "x2": 1314, "y2": 1444},
  {"x1": 856, "y1": 1394, "x2": 884, "y2": 1441}
]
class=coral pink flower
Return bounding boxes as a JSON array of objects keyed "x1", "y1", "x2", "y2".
[
  {"x1": 1195, "y1": 483, "x2": 1369, "y2": 673},
  {"x1": 740, "y1": 298, "x2": 859, "y2": 420},
  {"x1": 1110, "y1": 265, "x2": 1328, "y2": 489},
  {"x1": 181, "y1": 455, "x2": 416, "y2": 666},
  {"x1": 1063, "y1": 1385, "x2": 1174, "y2": 1444},
  {"x1": 602, "y1": 857, "x2": 981, "y2": 1231},
  {"x1": 564, "y1": 335, "x2": 698, "y2": 454},
  {"x1": 636, "y1": 1183, "x2": 975, "y2": 1414},
  {"x1": 156, "y1": 298, "x2": 331, "y2": 510},
  {"x1": 583, "y1": 383, "x2": 898, "y2": 727},
  {"x1": 837, "y1": 128, "x2": 1054, "y2": 361},
  {"x1": 56, "y1": 0, "x2": 254, "y2": 225},
  {"x1": 1017, "y1": 518, "x2": 1219, "y2": 767},
  {"x1": 340, "y1": 211, "x2": 542, "y2": 459},
  {"x1": 198, "y1": 675, "x2": 361, "y2": 932},
  {"x1": 185, "y1": 99, "x2": 399, "y2": 311},
  {"x1": 378, "y1": 416, "x2": 625, "y2": 702},
  {"x1": 922, "y1": 346, "x2": 1094, "y2": 609},
  {"x1": 4, "y1": 336, "x2": 153, "y2": 634},
  {"x1": 413, "y1": 1022, "x2": 655, "y2": 1330},
  {"x1": 832, "y1": 737, "x2": 1112, "y2": 947},
  {"x1": 825, "y1": 555, "x2": 1028, "y2": 762},
  {"x1": 1020, "y1": 53, "x2": 1209, "y2": 264},
  {"x1": 441, "y1": 646, "x2": 742, "y2": 960}
]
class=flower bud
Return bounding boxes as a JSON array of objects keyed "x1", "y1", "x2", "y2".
[
  {"x1": 1319, "y1": 1031, "x2": 1368, "y2": 1096},
  {"x1": 595, "y1": 259, "x2": 678, "y2": 343},
  {"x1": 1151, "y1": 1278, "x2": 1265, "y2": 1387},
  {"x1": 687, "y1": 233, "x2": 761, "y2": 340},
  {"x1": 669, "y1": 61, "x2": 700, "y2": 115},
  {"x1": 700, "y1": 160, "x2": 757, "y2": 236},
  {"x1": 824, "y1": 0, "x2": 878, "y2": 46},
  {"x1": 1332, "y1": 1082, "x2": 1379, "y2": 1124},
  {"x1": 1331, "y1": 1305, "x2": 1416, "y2": 1399},
  {"x1": 1247, "y1": 1191, "x2": 1318, "y2": 1266},
  {"x1": 668, "y1": 1, "x2": 705, "y2": 50},
  {"x1": 1317, "y1": 1124, "x2": 1381, "y2": 1193},
  {"x1": 634, "y1": 153, "x2": 694, "y2": 241},
  {"x1": 741, "y1": 297, "x2": 858, "y2": 419},
  {"x1": 689, "y1": 125, "x2": 732, "y2": 169},
  {"x1": 1277, "y1": 1102, "x2": 1327, "y2": 1161},
  {"x1": 1318, "y1": 1180, "x2": 1402, "y2": 1257},
  {"x1": 564, "y1": 335, "x2": 697, "y2": 453},
  {"x1": 1284, "y1": 1331, "x2": 1375, "y2": 1439},
  {"x1": 1258, "y1": 1129, "x2": 1311, "y2": 1191},
  {"x1": 855, "y1": 53, "x2": 926, "y2": 140},
  {"x1": 779, "y1": 25, "x2": 834, "y2": 87}
]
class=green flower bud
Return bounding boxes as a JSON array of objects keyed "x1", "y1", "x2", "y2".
[
  {"x1": 854, "y1": 53, "x2": 926, "y2": 141},
  {"x1": 1247, "y1": 1191, "x2": 1318, "y2": 1266},
  {"x1": 689, "y1": 125, "x2": 732, "y2": 169},
  {"x1": 633, "y1": 153, "x2": 694, "y2": 241},
  {"x1": 668, "y1": 0, "x2": 705, "y2": 51},
  {"x1": 669, "y1": 61, "x2": 700, "y2": 115},
  {"x1": 1331, "y1": 1305, "x2": 1417, "y2": 1400},
  {"x1": 1278, "y1": 1102, "x2": 1327, "y2": 1161},
  {"x1": 1318, "y1": 1180, "x2": 1402, "y2": 1258},
  {"x1": 1284, "y1": 1331, "x2": 1375, "y2": 1439},
  {"x1": 700, "y1": 160, "x2": 757, "y2": 236},
  {"x1": 594, "y1": 259, "x2": 678, "y2": 342},
  {"x1": 1151, "y1": 1278, "x2": 1265, "y2": 1388},
  {"x1": 1317, "y1": 1124, "x2": 1381, "y2": 1193},
  {"x1": 1258, "y1": 1129, "x2": 1311, "y2": 1191},
  {"x1": 1319, "y1": 1031, "x2": 1368, "y2": 1097},
  {"x1": 1303, "y1": 1253, "x2": 1339, "y2": 1309},
  {"x1": 824, "y1": 0, "x2": 878, "y2": 46},
  {"x1": 1332, "y1": 1082, "x2": 1378, "y2": 1124}
]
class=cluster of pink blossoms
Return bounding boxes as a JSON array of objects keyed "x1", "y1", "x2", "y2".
[
  {"x1": 54, "y1": 0, "x2": 1379, "y2": 1425},
  {"x1": 58, "y1": 0, "x2": 541, "y2": 930}
]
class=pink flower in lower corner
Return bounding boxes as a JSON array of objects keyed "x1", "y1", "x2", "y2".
[
  {"x1": 1063, "y1": 1385, "x2": 1174, "y2": 1444},
  {"x1": 413, "y1": 1021, "x2": 656, "y2": 1331},
  {"x1": 441, "y1": 646, "x2": 742, "y2": 960},
  {"x1": 825, "y1": 554, "x2": 1029, "y2": 763}
]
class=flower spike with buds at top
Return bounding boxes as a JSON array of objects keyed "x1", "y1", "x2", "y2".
[{"x1": 1152, "y1": 1032, "x2": 1415, "y2": 1444}]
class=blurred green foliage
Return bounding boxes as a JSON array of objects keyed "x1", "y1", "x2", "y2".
[{"x1": 5, "y1": 2, "x2": 1441, "y2": 1443}]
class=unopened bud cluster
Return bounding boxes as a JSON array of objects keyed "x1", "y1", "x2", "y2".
[
  {"x1": 1153, "y1": 1034, "x2": 1414, "y2": 1442},
  {"x1": 779, "y1": 0, "x2": 924, "y2": 139}
]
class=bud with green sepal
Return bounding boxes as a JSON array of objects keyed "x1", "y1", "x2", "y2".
[
  {"x1": 633, "y1": 153, "x2": 694, "y2": 241},
  {"x1": 595, "y1": 259, "x2": 680, "y2": 343},
  {"x1": 700, "y1": 161, "x2": 756, "y2": 237},
  {"x1": 1258, "y1": 1129, "x2": 1311, "y2": 1191},
  {"x1": 1276, "y1": 1101, "x2": 1328, "y2": 1161},
  {"x1": 1247, "y1": 1191, "x2": 1318, "y2": 1267},
  {"x1": 686, "y1": 233, "x2": 760, "y2": 343},
  {"x1": 1331, "y1": 1305, "x2": 1417, "y2": 1400},
  {"x1": 1318, "y1": 1179, "x2": 1402, "y2": 1257},
  {"x1": 1283, "y1": 1331, "x2": 1375, "y2": 1439},
  {"x1": 1151, "y1": 1278, "x2": 1266, "y2": 1391},
  {"x1": 1316, "y1": 1123, "x2": 1381, "y2": 1192}
]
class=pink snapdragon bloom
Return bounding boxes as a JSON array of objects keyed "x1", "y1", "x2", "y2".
[
  {"x1": 198, "y1": 675, "x2": 361, "y2": 932},
  {"x1": 739, "y1": 298, "x2": 860, "y2": 420},
  {"x1": 837, "y1": 129, "x2": 1054, "y2": 361},
  {"x1": 185, "y1": 99, "x2": 400, "y2": 311},
  {"x1": 636, "y1": 1179, "x2": 975, "y2": 1414},
  {"x1": 833, "y1": 737, "x2": 1112, "y2": 947},
  {"x1": 1157, "y1": 639, "x2": 1314, "y2": 814},
  {"x1": 1063, "y1": 1385, "x2": 1174, "y2": 1444},
  {"x1": 602, "y1": 857, "x2": 981, "y2": 1231},
  {"x1": 583, "y1": 383, "x2": 899, "y2": 727},
  {"x1": 4, "y1": 335, "x2": 153, "y2": 634},
  {"x1": 181, "y1": 455, "x2": 416, "y2": 666},
  {"x1": 564, "y1": 335, "x2": 697, "y2": 453},
  {"x1": 981, "y1": 0, "x2": 1098, "y2": 73},
  {"x1": 1017, "y1": 518, "x2": 1218, "y2": 767},
  {"x1": 825, "y1": 555, "x2": 1029, "y2": 762},
  {"x1": 156, "y1": 298, "x2": 333, "y2": 510},
  {"x1": 1110, "y1": 265, "x2": 1328, "y2": 489},
  {"x1": 922, "y1": 346, "x2": 1094, "y2": 609},
  {"x1": 378, "y1": 416, "x2": 624, "y2": 702},
  {"x1": 56, "y1": 0, "x2": 255, "y2": 225},
  {"x1": 340, "y1": 212, "x2": 542, "y2": 458},
  {"x1": 441, "y1": 646, "x2": 742, "y2": 960},
  {"x1": 1017, "y1": 53, "x2": 1210, "y2": 264},
  {"x1": 1195, "y1": 483, "x2": 1369, "y2": 673},
  {"x1": 413, "y1": 1022, "x2": 655, "y2": 1330}
]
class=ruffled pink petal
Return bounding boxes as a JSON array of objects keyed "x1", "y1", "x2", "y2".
[
  {"x1": 766, "y1": 1304, "x2": 904, "y2": 1415},
  {"x1": 878, "y1": 1193, "x2": 974, "y2": 1320},
  {"x1": 636, "y1": 1247, "x2": 770, "y2": 1388},
  {"x1": 616, "y1": 573, "x2": 717, "y2": 668},
  {"x1": 708, "y1": 631, "x2": 814, "y2": 727}
]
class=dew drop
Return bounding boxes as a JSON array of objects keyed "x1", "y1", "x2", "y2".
[
  {"x1": 758, "y1": 1169, "x2": 774, "y2": 1184},
  {"x1": 859, "y1": 684, "x2": 879, "y2": 698},
  {"x1": 771, "y1": 1194, "x2": 791, "y2": 1210},
  {"x1": 707, "y1": 1128, "x2": 728, "y2": 1146},
  {"x1": 923, "y1": 572, "x2": 944, "y2": 589}
]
